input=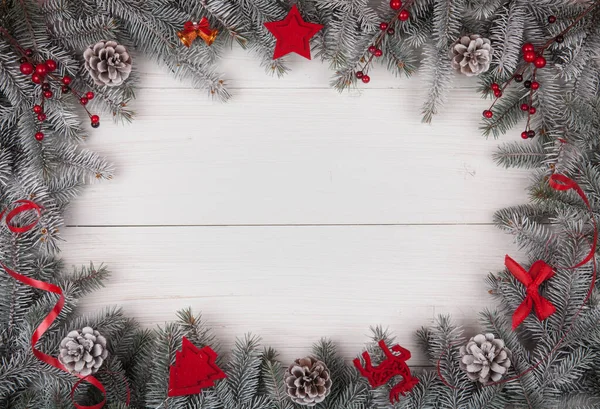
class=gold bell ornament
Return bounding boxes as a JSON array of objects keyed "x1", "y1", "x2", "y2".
[{"x1": 177, "y1": 17, "x2": 218, "y2": 47}]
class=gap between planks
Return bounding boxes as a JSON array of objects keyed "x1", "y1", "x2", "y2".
[{"x1": 65, "y1": 222, "x2": 496, "y2": 228}]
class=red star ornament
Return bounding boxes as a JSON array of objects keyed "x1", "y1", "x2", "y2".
[
  {"x1": 264, "y1": 5, "x2": 323, "y2": 60},
  {"x1": 168, "y1": 337, "x2": 226, "y2": 397}
]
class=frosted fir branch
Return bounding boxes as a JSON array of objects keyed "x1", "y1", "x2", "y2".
[
  {"x1": 432, "y1": 0, "x2": 466, "y2": 49},
  {"x1": 51, "y1": 142, "x2": 115, "y2": 182},
  {"x1": 0, "y1": 147, "x2": 12, "y2": 186},
  {"x1": 0, "y1": 41, "x2": 34, "y2": 106},
  {"x1": 480, "y1": 88, "x2": 529, "y2": 138},
  {"x1": 259, "y1": 348, "x2": 294, "y2": 409},
  {"x1": 226, "y1": 0, "x2": 290, "y2": 77},
  {"x1": 421, "y1": 44, "x2": 454, "y2": 123},
  {"x1": 383, "y1": 34, "x2": 419, "y2": 77},
  {"x1": 49, "y1": 15, "x2": 118, "y2": 52},
  {"x1": 66, "y1": 263, "x2": 109, "y2": 297},
  {"x1": 489, "y1": 3, "x2": 526, "y2": 78},
  {"x1": 146, "y1": 323, "x2": 184, "y2": 408},
  {"x1": 402, "y1": 17, "x2": 434, "y2": 49},
  {"x1": 311, "y1": 338, "x2": 348, "y2": 408},
  {"x1": 315, "y1": 0, "x2": 378, "y2": 70},
  {"x1": 466, "y1": 0, "x2": 508, "y2": 20},
  {"x1": 493, "y1": 140, "x2": 548, "y2": 169},
  {"x1": 418, "y1": 316, "x2": 472, "y2": 408},
  {"x1": 217, "y1": 334, "x2": 262, "y2": 407},
  {"x1": 175, "y1": 308, "x2": 217, "y2": 351}
]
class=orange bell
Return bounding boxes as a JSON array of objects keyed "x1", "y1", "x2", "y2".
[
  {"x1": 177, "y1": 29, "x2": 198, "y2": 47},
  {"x1": 198, "y1": 28, "x2": 219, "y2": 46}
]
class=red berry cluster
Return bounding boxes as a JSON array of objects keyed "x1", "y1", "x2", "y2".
[
  {"x1": 18, "y1": 48, "x2": 101, "y2": 141},
  {"x1": 482, "y1": 16, "x2": 561, "y2": 140},
  {"x1": 355, "y1": 0, "x2": 413, "y2": 84}
]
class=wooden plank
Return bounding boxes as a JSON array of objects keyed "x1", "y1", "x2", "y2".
[
  {"x1": 68, "y1": 84, "x2": 529, "y2": 226},
  {"x1": 61, "y1": 224, "x2": 521, "y2": 365}
]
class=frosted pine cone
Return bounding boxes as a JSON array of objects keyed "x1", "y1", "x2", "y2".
[
  {"x1": 285, "y1": 357, "x2": 332, "y2": 406},
  {"x1": 459, "y1": 333, "x2": 511, "y2": 383},
  {"x1": 83, "y1": 40, "x2": 132, "y2": 86},
  {"x1": 58, "y1": 327, "x2": 108, "y2": 377},
  {"x1": 449, "y1": 35, "x2": 493, "y2": 76}
]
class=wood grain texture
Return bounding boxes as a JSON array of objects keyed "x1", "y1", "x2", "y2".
[{"x1": 60, "y1": 49, "x2": 529, "y2": 364}]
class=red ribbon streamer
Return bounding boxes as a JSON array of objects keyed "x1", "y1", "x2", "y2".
[
  {"x1": 506, "y1": 256, "x2": 556, "y2": 330},
  {"x1": 437, "y1": 173, "x2": 597, "y2": 389},
  {"x1": 0, "y1": 200, "x2": 123, "y2": 409}
]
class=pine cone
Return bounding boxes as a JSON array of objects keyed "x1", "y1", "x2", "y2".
[
  {"x1": 449, "y1": 35, "x2": 493, "y2": 76},
  {"x1": 285, "y1": 357, "x2": 332, "y2": 406},
  {"x1": 58, "y1": 327, "x2": 108, "y2": 377},
  {"x1": 459, "y1": 333, "x2": 512, "y2": 383},
  {"x1": 83, "y1": 40, "x2": 132, "y2": 87}
]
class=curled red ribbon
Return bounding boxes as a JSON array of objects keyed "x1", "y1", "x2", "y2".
[
  {"x1": 0, "y1": 199, "x2": 43, "y2": 234},
  {"x1": 0, "y1": 200, "x2": 122, "y2": 409},
  {"x1": 437, "y1": 173, "x2": 597, "y2": 389}
]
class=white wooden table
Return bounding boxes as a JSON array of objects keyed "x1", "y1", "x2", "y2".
[{"x1": 61, "y1": 48, "x2": 529, "y2": 366}]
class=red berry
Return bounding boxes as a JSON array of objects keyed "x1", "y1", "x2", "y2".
[
  {"x1": 62, "y1": 76, "x2": 72, "y2": 85},
  {"x1": 374, "y1": 49, "x2": 383, "y2": 57},
  {"x1": 387, "y1": 28, "x2": 395, "y2": 35},
  {"x1": 548, "y1": 15, "x2": 557, "y2": 24},
  {"x1": 390, "y1": 0, "x2": 402, "y2": 10},
  {"x1": 35, "y1": 64, "x2": 47, "y2": 76},
  {"x1": 361, "y1": 75, "x2": 371, "y2": 83},
  {"x1": 86, "y1": 91, "x2": 95, "y2": 100},
  {"x1": 534, "y1": 56, "x2": 547, "y2": 68},
  {"x1": 520, "y1": 103, "x2": 529, "y2": 111},
  {"x1": 31, "y1": 73, "x2": 43, "y2": 84},
  {"x1": 43, "y1": 90, "x2": 53, "y2": 98},
  {"x1": 355, "y1": 71, "x2": 364, "y2": 79},
  {"x1": 380, "y1": 22, "x2": 389, "y2": 30},
  {"x1": 483, "y1": 110, "x2": 493, "y2": 118},
  {"x1": 529, "y1": 107, "x2": 537, "y2": 114},
  {"x1": 91, "y1": 114, "x2": 100, "y2": 123},
  {"x1": 35, "y1": 132, "x2": 44, "y2": 141},
  {"x1": 491, "y1": 83, "x2": 500, "y2": 91},
  {"x1": 33, "y1": 104, "x2": 42, "y2": 114},
  {"x1": 368, "y1": 45, "x2": 377, "y2": 54},
  {"x1": 398, "y1": 10, "x2": 410, "y2": 21},
  {"x1": 20, "y1": 62, "x2": 34, "y2": 75},
  {"x1": 522, "y1": 43, "x2": 535, "y2": 53},
  {"x1": 494, "y1": 90, "x2": 502, "y2": 98},
  {"x1": 25, "y1": 49, "x2": 33, "y2": 57},
  {"x1": 528, "y1": 130, "x2": 535, "y2": 138},
  {"x1": 531, "y1": 81, "x2": 540, "y2": 90},
  {"x1": 80, "y1": 97, "x2": 88, "y2": 105},
  {"x1": 523, "y1": 51, "x2": 536, "y2": 63},
  {"x1": 61, "y1": 85, "x2": 70, "y2": 93},
  {"x1": 521, "y1": 131, "x2": 529, "y2": 139},
  {"x1": 37, "y1": 113, "x2": 46, "y2": 121},
  {"x1": 45, "y1": 59, "x2": 57, "y2": 72}
]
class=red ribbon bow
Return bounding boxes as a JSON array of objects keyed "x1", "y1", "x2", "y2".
[
  {"x1": 505, "y1": 255, "x2": 556, "y2": 329},
  {"x1": 184, "y1": 17, "x2": 212, "y2": 36}
]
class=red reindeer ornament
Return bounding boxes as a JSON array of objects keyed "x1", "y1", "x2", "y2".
[{"x1": 353, "y1": 340, "x2": 419, "y2": 403}]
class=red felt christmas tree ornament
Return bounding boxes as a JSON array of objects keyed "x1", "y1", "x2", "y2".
[
  {"x1": 168, "y1": 337, "x2": 226, "y2": 397},
  {"x1": 264, "y1": 5, "x2": 323, "y2": 60}
]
